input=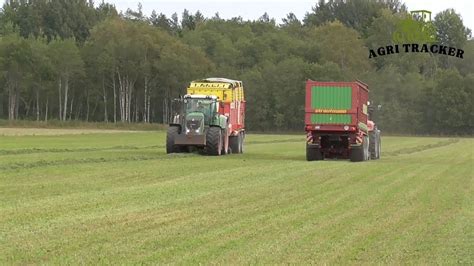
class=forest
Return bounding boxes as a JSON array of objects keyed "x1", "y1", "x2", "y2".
[{"x1": 0, "y1": 0, "x2": 472, "y2": 134}]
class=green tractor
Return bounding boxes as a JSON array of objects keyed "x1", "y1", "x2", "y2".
[{"x1": 166, "y1": 94, "x2": 229, "y2": 155}]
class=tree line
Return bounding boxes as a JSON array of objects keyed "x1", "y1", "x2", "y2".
[{"x1": 0, "y1": 0, "x2": 472, "y2": 134}]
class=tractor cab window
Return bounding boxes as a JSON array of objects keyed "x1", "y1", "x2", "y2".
[{"x1": 185, "y1": 98, "x2": 215, "y2": 122}]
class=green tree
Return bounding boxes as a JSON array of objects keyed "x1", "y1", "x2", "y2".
[
  {"x1": 181, "y1": 9, "x2": 195, "y2": 31},
  {"x1": 124, "y1": 3, "x2": 145, "y2": 21},
  {"x1": 150, "y1": 11, "x2": 173, "y2": 33},
  {"x1": 86, "y1": 18, "x2": 212, "y2": 123},
  {"x1": 304, "y1": 0, "x2": 406, "y2": 36},
  {"x1": 454, "y1": 40, "x2": 474, "y2": 76},
  {"x1": 49, "y1": 38, "x2": 84, "y2": 121},
  {"x1": 423, "y1": 69, "x2": 473, "y2": 134},
  {"x1": 309, "y1": 21, "x2": 372, "y2": 79},
  {"x1": 29, "y1": 36, "x2": 54, "y2": 121},
  {"x1": 0, "y1": 0, "x2": 116, "y2": 43},
  {"x1": 0, "y1": 29, "x2": 32, "y2": 120},
  {"x1": 434, "y1": 9, "x2": 471, "y2": 48}
]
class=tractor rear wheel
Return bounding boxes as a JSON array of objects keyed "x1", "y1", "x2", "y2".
[
  {"x1": 376, "y1": 133, "x2": 381, "y2": 159},
  {"x1": 370, "y1": 131, "x2": 381, "y2": 160},
  {"x1": 239, "y1": 132, "x2": 244, "y2": 154},
  {"x1": 369, "y1": 131, "x2": 377, "y2": 159},
  {"x1": 221, "y1": 129, "x2": 229, "y2": 155},
  {"x1": 206, "y1": 127, "x2": 222, "y2": 156},
  {"x1": 166, "y1": 126, "x2": 181, "y2": 154},
  {"x1": 364, "y1": 136, "x2": 370, "y2": 161}
]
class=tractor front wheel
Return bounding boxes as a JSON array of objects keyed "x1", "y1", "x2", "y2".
[
  {"x1": 206, "y1": 127, "x2": 222, "y2": 156},
  {"x1": 166, "y1": 126, "x2": 181, "y2": 154}
]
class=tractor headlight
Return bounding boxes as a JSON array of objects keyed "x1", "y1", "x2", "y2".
[
  {"x1": 344, "y1": 125, "x2": 349, "y2": 131},
  {"x1": 186, "y1": 129, "x2": 190, "y2": 133},
  {"x1": 195, "y1": 129, "x2": 199, "y2": 133}
]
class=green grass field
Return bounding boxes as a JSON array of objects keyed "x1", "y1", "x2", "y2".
[{"x1": 0, "y1": 129, "x2": 473, "y2": 264}]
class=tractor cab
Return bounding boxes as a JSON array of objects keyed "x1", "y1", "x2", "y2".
[{"x1": 182, "y1": 94, "x2": 219, "y2": 135}]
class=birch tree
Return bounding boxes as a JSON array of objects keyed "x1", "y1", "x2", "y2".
[
  {"x1": 29, "y1": 36, "x2": 53, "y2": 121},
  {"x1": 49, "y1": 38, "x2": 84, "y2": 120},
  {"x1": 0, "y1": 30, "x2": 32, "y2": 120}
]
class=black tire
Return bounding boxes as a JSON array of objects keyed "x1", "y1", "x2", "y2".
[
  {"x1": 221, "y1": 129, "x2": 229, "y2": 155},
  {"x1": 350, "y1": 136, "x2": 368, "y2": 162},
  {"x1": 229, "y1": 132, "x2": 244, "y2": 154},
  {"x1": 229, "y1": 135, "x2": 239, "y2": 154},
  {"x1": 369, "y1": 131, "x2": 377, "y2": 159},
  {"x1": 239, "y1": 132, "x2": 244, "y2": 154},
  {"x1": 206, "y1": 127, "x2": 222, "y2": 156},
  {"x1": 229, "y1": 135, "x2": 238, "y2": 154},
  {"x1": 306, "y1": 144, "x2": 323, "y2": 161},
  {"x1": 370, "y1": 130, "x2": 381, "y2": 160},
  {"x1": 166, "y1": 126, "x2": 180, "y2": 154},
  {"x1": 364, "y1": 136, "x2": 370, "y2": 161},
  {"x1": 376, "y1": 133, "x2": 381, "y2": 159},
  {"x1": 350, "y1": 145, "x2": 364, "y2": 162}
]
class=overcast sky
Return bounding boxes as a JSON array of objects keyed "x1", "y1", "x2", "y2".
[{"x1": 107, "y1": 0, "x2": 473, "y2": 30}]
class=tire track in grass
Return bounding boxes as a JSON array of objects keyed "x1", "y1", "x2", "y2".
[{"x1": 0, "y1": 155, "x2": 167, "y2": 171}]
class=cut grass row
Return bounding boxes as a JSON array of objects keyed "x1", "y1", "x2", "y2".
[{"x1": 0, "y1": 119, "x2": 166, "y2": 133}]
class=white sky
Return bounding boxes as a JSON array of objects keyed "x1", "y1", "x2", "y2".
[{"x1": 107, "y1": 0, "x2": 473, "y2": 30}]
